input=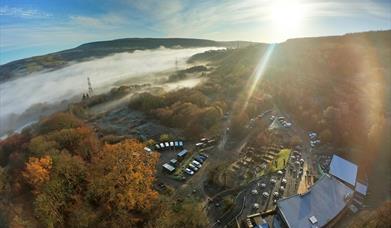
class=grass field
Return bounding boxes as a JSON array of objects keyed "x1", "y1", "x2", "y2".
[{"x1": 269, "y1": 149, "x2": 291, "y2": 172}]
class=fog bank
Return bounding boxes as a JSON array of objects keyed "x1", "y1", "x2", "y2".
[{"x1": 0, "y1": 47, "x2": 220, "y2": 134}]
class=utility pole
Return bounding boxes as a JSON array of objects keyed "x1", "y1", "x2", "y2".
[{"x1": 87, "y1": 77, "x2": 94, "y2": 97}]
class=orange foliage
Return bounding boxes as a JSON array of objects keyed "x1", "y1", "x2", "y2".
[
  {"x1": 23, "y1": 156, "x2": 52, "y2": 191},
  {"x1": 89, "y1": 139, "x2": 159, "y2": 213}
]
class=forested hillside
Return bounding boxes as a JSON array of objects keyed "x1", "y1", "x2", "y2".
[{"x1": 0, "y1": 31, "x2": 390, "y2": 227}]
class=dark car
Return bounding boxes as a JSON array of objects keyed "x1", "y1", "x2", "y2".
[
  {"x1": 200, "y1": 153, "x2": 209, "y2": 158},
  {"x1": 194, "y1": 156, "x2": 205, "y2": 164}
]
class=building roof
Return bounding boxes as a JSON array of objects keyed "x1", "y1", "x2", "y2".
[
  {"x1": 277, "y1": 175, "x2": 354, "y2": 228},
  {"x1": 177, "y1": 149, "x2": 188, "y2": 157},
  {"x1": 162, "y1": 163, "x2": 175, "y2": 172},
  {"x1": 268, "y1": 118, "x2": 283, "y2": 131},
  {"x1": 355, "y1": 182, "x2": 368, "y2": 196},
  {"x1": 329, "y1": 155, "x2": 358, "y2": 186}
]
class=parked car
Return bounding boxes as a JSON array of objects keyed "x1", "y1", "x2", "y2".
[
  {"x1": 200, "y1": 153, "x2": 209, "y2": 158},
  {"x1": 262, "y1": 192, "x2": 270, "y2": 198},
  {"x1": 199, "y1": 155, "x2": 208, "y2": 161},
  {"x1": 270, "y1": 178, "x2": 277, "y2": 184},
  {"x1": 194, "y1": 157, "x2": 204, "y2": 164},
  {"x1": 188, "y1": 164, "x2": 198, "y2": 172},
  {"x1": 192, "y1": 160, "x2": 202, "y2": 168},
  {"x1": 184, "y1": 168, "x2": 194, "y2": 175}
]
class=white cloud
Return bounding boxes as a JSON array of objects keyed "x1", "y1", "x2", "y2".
[
  {"x1": 69, "y1": 16, "x2": 106, "y2": 28},
  {"x1": 0, "y1": 5, "x2": 52, "y2": 18},
  {"x1": 124, "y1": 0, "x2": 390, "y2": 40},
  {"x1": 69, "y1": 14, "x2": 130, "y2": 28}
]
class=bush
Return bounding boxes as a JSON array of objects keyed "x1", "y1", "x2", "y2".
[{"x1": 38, "y1": 113, "x2": 84, "y2": 134}]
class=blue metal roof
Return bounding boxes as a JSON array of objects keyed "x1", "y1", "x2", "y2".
[
  {"x1": 277, "y1": 175, "x2": 354, "y2": 228},
  {"x1": 355, "y1": 182, "x2": 368, "y2": 196},
  {"x1": 177, "y1": 149, "x2": 188, "y2": 157},
  {"x1": 329, "y1": 155, "x2": 358, "y2": 186}
]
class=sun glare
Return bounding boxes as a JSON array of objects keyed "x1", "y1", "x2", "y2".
[{"x1": 269, "y1": 0, "x2": 307, "y2": 38}]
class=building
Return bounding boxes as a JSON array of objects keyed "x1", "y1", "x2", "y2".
[
  {"x1": 162, "y1": 163, "x2": 176, "y2": 174},
  {"x1": 329, "y1": 155, "x2": 358, "y2": 187},
  {"x1": 246, "y1": 213, "x2": 270, "y2": 228},
  {"x1": 274, "y1": 155, "x2": 364, "y2": 228},
  {"x1": 273, "y1": 174, "x2": 354, "y2": 228},
  {"x1": 176, "y1": 149, "x2": 188, "y2": 160}
]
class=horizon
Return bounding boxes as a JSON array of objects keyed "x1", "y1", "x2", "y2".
[
  {"x1": 1, "y1": 29, "x2": 390, "y2": 65},
  {"x1": 1, "y1": 0, "x2": 390, "y2": 64}
]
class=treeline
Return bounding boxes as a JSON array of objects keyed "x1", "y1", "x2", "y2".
[
  {"x1": 129, "y1": 88, "x2": 226, "y2": 139},
  {"x1": 0, "y1": 112, "x2": 206, "y2": 227},
  {"x1": 129, "y1": 45, "x2": 275, "y2": 140}
]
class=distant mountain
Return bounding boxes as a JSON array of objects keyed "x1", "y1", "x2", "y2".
[{"x1": 0, "y1": 38, "x2": 257, "y2": 82}]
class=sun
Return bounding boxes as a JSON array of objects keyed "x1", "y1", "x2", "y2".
[{"x1": 269, "y1": 0, "x2": 307, "y2": 38}]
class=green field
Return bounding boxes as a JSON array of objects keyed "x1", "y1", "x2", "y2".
[{"x1": 269, "y1": 149, "x2": 291, "y2": 172}]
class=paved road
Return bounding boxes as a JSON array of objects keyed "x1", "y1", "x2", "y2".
[{"x1": 208, "y1": 106, "x2": 316, "y2": 226}]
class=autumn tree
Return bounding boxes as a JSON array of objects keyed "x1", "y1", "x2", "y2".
[
  {"x1": 0, "y1": 133, "x2": 29, "y2": 166},
  {"x1": 47, "y1": 127, "x2": 99, "y2": 161},
  {"x1": 231, "y1": 112, "x2": 249, "y2": 137},
  {"x1": 28, "y1": 136, "x2": 60, "y2": 157},
  {"x1": 0, "y1": 167, "x2": 10, "y2": 196},
  {"x1": 153, "y1": 198, "x2": 208, "y2": 228},
  {"x1": 159, "y1": 134, "x2": 172, "y2": 142},
  {"x1": 33, "y1": 153, "x2": 87, "y2": 228},
  {"x1": 319, "y1": 129, "x2": 333, "y2": 143},
  {"x1": 38, "y1": 112, "x2": 85, "y2": 134},
  {"x1": 88, "y1": 139, "x2": 159, "y2": 226},
  {"x1": 348, "y1": 201, "x2": 391, "y2": 228},
  {"x1": 23, "y1": 156, "x2": 52, "y2": 192}
]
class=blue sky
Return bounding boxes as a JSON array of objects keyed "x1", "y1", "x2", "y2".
[{"x1": 0, "y1": 0, "x2": 390, "y2": 64}]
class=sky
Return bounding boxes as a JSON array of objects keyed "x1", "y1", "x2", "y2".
[{"x1": 0, "y1": 0, "x2": 390, "y2": 64}]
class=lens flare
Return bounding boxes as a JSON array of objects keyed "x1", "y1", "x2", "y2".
[{"x1": 240, "y1": 43, "x2": 276, "y2": 114}]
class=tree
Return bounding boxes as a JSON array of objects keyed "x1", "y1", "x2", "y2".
[
  {"x1": 23, "y1": 156, "x2": 52, "y2": 192},
  {"x1": 34, "y1": 153, "x2": 87, "y2": 228},
  {"x1": 153, "y1": 198, "x2": 208, "y2": 228},
  {"x1": 28, "y1": 136, "x2": 59, "y2": 157},
  {"x1": 34, "y1": 178, "x2": 66, "y2": 228},
  {"x1": 65, "y1": 196, "x2": 96, "y2": 228},
  {"x1": 0, "y1": 133, "x2": 29, "y2": 166},
  {"x1": 159, "y1": 134, "x2": 172, "y2": 142},
  {"x1": 348, "y1": 201, "x2": 391, "y2": 228},
  {"x1": 290, "y1": 135, "x2": 303, "y2": 146},
  {"x1": 0, "y1": 167, "x2": 10, "y2": 196},
  {"x1": 88, "y1": 139, "x2": 159, "y2": 225},
  {"x1": 231, "y1": 112, "x2": 249, "y2": 137},
  {"x1": 145, "y1": 139, "x2": 156, "y2": 147},
  {"x1": 38, "y1": 112, "x2": 85, "y2": 134},
  {"x1": 47, "y1": 127, "x2": 99, "y2": 161},
  {"x1": 319, "y1": 129, "x2": 333, "y2": 143}
]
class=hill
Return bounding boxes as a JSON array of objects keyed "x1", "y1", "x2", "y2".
[{"x1": 0, "y1": 38, "x2": 256, "y2": 82}]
